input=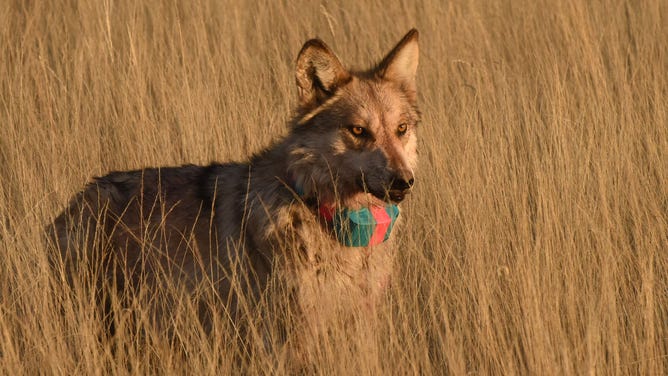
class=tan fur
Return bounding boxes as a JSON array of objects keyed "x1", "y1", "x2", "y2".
[{"x1": 48, "y1": 29, "x2": 420, "y2": 361}]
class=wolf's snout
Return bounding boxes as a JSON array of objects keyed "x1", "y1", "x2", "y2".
[
  {"x1": 391, "y1": 176, "x2": 414, "y2": 191},
  {"x1": 388, "y1": 174, "x2": 415, "y2": 203}
]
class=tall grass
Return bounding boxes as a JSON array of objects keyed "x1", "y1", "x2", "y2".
[{"x1": 1, "y1": 0, "x2": 666, "y2": 373}]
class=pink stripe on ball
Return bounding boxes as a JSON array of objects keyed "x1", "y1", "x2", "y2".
[{"x1": 369, "y1": 206, "x2": 391, "y2": 246}]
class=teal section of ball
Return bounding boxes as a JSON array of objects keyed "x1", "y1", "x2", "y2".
[{"x1": 334, "y1": 207, "x2": 374, "y2": 247}]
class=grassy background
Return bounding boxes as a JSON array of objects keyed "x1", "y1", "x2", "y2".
[{"x1": 1, "y1": 0, "x2": 666, "y2": 373}]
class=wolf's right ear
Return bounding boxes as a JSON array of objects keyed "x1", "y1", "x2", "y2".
[
  {"x1": 376, "y1": 29, "x2": 419, "y2": 101},
  {"x1": 296, "y1": 39, "x2": 351, "y2": 108}
]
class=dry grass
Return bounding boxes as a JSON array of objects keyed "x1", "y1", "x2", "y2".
[{"x1": 1, "y1": 0, "x2": 667, "y2": 374}]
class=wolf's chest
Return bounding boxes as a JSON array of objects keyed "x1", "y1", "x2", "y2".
[{"x1": 291, "y1": 219, "x2": 395, "y2": 302}]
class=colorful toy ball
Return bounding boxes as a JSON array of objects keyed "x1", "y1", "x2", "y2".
[{"x1": 333, "y1": 205, "x2": 400, "y2": 247}]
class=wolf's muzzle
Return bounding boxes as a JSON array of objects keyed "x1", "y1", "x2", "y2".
[{"x1": 388, "y1": 175, "x2": 414, "y2": 203}]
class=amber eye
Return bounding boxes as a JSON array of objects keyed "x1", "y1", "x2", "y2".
[
  {"x1": 350, "y1": 126, "x2": 366, "y2": 137},
  {"x1": 397, "y1": 123, "x2": 408, "y2": 135}
]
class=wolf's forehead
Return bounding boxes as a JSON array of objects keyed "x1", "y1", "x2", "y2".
[{"x1": 348, "y1": 80, "x2": 410, "y2": 121}]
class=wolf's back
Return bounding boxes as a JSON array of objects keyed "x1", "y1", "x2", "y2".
[{"x1": 46, "y1": 163, "x2": 248, "y2": 283}]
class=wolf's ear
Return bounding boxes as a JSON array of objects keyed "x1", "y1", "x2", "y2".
[
  {"x1": 376, "y1": 29, "x2": 419, "y2": 100},
  {"x1": 296, "y1": 39, "x2": 351, "y2": 108}
]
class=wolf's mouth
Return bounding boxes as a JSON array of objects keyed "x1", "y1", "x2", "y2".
[
  {"x1": 387, "y1": 189, "x2": 408, "y2": 203},
  {"x1": 357, "y1": 177, "x2": 412, "y2": 204}
]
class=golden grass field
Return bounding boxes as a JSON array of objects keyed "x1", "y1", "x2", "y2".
[{"x1": 1, "y1": 0, "x2": 666, "y2": 374}]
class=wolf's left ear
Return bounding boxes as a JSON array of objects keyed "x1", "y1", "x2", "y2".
[
  {"x1": 296, "y1": 39, "x2": 351, "y2": 109},
  {"x1": 376, "y1": 29, "x2": 419, "y2": 101}
]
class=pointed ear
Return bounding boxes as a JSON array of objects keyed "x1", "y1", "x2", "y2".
[
  {"x1": 376, "y1": 29, "x2": 419, "y2": 100},
  {"x1": 296, "y1": 39, "x2": 351, "y2": 108}
]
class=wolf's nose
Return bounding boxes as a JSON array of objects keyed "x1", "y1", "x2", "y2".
[{"x1": 391, "y1": 176, "x2": 415, "y2": 191}]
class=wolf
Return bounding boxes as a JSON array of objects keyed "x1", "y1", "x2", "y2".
[{"x1": 49, "y1": 29, "x2": 420, "y2": 355}]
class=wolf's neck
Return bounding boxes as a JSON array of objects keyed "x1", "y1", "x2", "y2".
[
  {"x1": 248, "y1": 135, "x2": 332, "y2": 203},
  {"x1": 245, "y1": 138, "x2": 299, "y2": 198}
]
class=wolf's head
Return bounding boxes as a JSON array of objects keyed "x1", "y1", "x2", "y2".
[{"x1": 287, "y1": 29, "x2": 420, "y2": 207}]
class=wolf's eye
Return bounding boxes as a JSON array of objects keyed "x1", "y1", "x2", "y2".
[
  {"x1": 397, "y1": 123, "x2": 408, "y2": 136},
  {"x1": 349, "y1": 126, "x2": 366, "y2": 137}
]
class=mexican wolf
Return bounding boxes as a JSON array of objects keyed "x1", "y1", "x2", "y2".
[{"x1": 49, "y1": 29, "x2": 420, "y2": 349}]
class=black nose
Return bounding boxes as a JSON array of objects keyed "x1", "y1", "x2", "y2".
[{"x1": 391, "y1": 176, "x2": 415, "y2": 192}]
